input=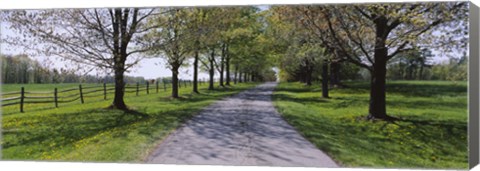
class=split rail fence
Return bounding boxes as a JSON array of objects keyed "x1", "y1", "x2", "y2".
[{"x1": 2, "y1": 79, "x2": 204, "y2": 113}]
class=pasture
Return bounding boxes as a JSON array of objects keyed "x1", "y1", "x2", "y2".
[{"x1": 273, "y1": 81, "x2": 468, "y2": 169}]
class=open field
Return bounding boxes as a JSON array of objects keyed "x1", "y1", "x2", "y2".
[
  {"x1": 1, "y1": 82, "x2": 257, "y2": 162},
  {"x1": 272, "y1": 81, "x2": 468, "y2": 169},
  {"x1": 1, "y1": 81, "x2": 195, "y2": 114}
]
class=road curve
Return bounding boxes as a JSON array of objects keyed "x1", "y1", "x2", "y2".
[{"x1": 146, "y1": 82, "x2": 338, "y2": 167}]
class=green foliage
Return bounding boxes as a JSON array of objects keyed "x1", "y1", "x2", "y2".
[
  {"x1": 145, "y1": 8, "x2": 193, "y2": 69},
  {"x1": 337, "y1": 62, "x2": 362, "y2": 81},
  {"x1": 386, "y1": 48, "x2": 468, "y2": 82},
  {"x1": 273, "y1": 81, "x2": 467, "y2": 169},
  {"x1": 387, "y1": 48, "x2": 434, "y2": 80},
  {"x1": 430, "y1": 57, "x2": 468, "y2": 81}
]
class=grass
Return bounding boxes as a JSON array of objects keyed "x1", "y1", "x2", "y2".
[
  {"x1": 1, "y1": 82, "x2": 258, "y2": 162},
  {"x1": 2, "y1": 83, "x2": 90, "y2": 93},
  {"x1": 272, "y1": 80, "x2": 467, "y2": 169},
  {"x1": 2, "y1": 83, "x2": 115, "y2": 115}
]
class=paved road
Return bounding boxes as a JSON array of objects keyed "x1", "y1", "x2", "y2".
[{"x1": 146, "y1": 82, "x2": 338, "y2": 167}]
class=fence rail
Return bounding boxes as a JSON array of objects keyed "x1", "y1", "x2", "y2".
[{"x1": 1, "y1": 79, "x2": 200, "y2": 113}]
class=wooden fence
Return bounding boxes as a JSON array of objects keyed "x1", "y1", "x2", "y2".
[{"x1": 2, "y1": 79, "x2": 201, "y2": 113}]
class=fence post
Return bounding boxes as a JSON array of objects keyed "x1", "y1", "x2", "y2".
[
  {"x1": 103, "y1": 83, "x2": 107, "y2": 100},
  {"x1": 79, "y1": 84, "x2": 84, "y2": 104},
  {"x1": 146, "y1": 82, "x2": 149, "y2": 94},
  {"x1": 20, "y1": 87, "x2": 25, "y2": 113},
  {"x1": 184, "y1": 80, "x2": 187, "y2": 87},
  {"x1": 156, "y1": 81, "x2": 159, "y2": 93},
  {"x1": 54, "y1": 88, "x2": 58, "y2": 108},
  {"x1": 136, "y1": 82, "x2": 139, "y2": 96}
]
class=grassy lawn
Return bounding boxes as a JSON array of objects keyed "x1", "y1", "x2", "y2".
[
  {"x1": 272, "y1": 81, "x2": 467, "y2": 169},
  {"x1": 1, "y1": 82, "x2": 258, "y2": 162}
]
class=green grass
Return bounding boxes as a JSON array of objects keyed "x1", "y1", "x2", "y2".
[
  {"x1": 2, "y1": 83, "x2": 116, "y2": 114},
  {"x1": 272, "y1": 81, "x2": 467, "y2": 169},
  {"x1": 1, "y1": 82, "x2": 258, "y2": 162},
  {"x1": 2, "y1": 83, "x2": 90, "y2": 92}
]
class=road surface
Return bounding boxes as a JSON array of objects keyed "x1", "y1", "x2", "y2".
[{"x1": 147, "y1": 82, "x2": 338, "y2": 167}]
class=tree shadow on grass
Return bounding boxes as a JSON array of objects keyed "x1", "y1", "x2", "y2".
[
  {"x1": 274, "y1": 93, "x2": 329, "y2": 104},
  {"x1": 282, "y1": 113, "x2": 467, "y2": 168},
  {"x1": 386, "y1": 99, "x2": 466, "y2": 110},
  {"x1": 2, "y1": 103, "x2": 215, "y2": 160},
  {"x1": 275, "y1": 87, "x2": 313, "y2": 93},
  {"x1": 2, "y1": 108, "x2": 149, "y2": 154},
  {"x1": 343, "y1": 81, "x2": 467, "y2": 98}
]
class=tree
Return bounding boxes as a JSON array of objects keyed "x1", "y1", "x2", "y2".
[
  {"x1": 416, "y1": 48, "x2": 434, "y2": 80},
  {"x1": 4, "y1": 8, "x2": 156, "y2": 110},
  {"x1": 146, "y1": 8, "x2": 192, "y2": 98},
  {"x1": 279, "y1": 3, "x2": 467, "y2": 120},
  {"x1": 194, "y1": 7, "x2": 230, "y2": 90},
  {"x1": 266, "y1": 7, "x2": 332, "y2": 98},
  {"x1": 204, "y1": 47, "x2": 218, "y2": 90},
  {"x1": 387, "y1": 47, "x2": 434, "y2": 80},
  {"x1": 187, "y1": 8, "x2": 208, "y2": 93}
]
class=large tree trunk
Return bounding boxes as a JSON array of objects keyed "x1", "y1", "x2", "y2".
[
  {"x1": 238, "y1": 71, "x2": 243, "y2": 83},
  {"x1": 321, "y1": 60, "x2": 329, "y2": 98},
  {"x1": 233, "y1": 65, "x2": 238, "y2": 84},
  {"x1": 112, "y1": 65, "x2": 128, "y2": 110},
  {"x1": 225, "y1": 46, "x2": 231, "y2": 86},
  {"x1": 110, "y1": 9, "x2": 128, "y2": 110},
  {"x1": 193, "y1": 49, "x2": 199, "y2": 94},
  {"x1": 172, "y1": 68, "x2": 179, "y2": 98},
  {"x1": 368, "y1": 17, "x2": 389, "y2": 120},
  {"x1": 251, "y1": 71, "x2": 255, "y2": 82},
  {"x1": 368, "y1": 65, "x2": 387, "y2": 119},
  {"x1": 219, "y1": 44, "x2": 225, "y2": 87},
  {"x1": 209, "y1": 49, "x2": 215, "y2": 90}
]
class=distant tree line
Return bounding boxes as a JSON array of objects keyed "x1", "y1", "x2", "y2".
[
  {"x1": 0, "y1": 54, "x2": 154, "y2": 84},
  {"x1": 386, "y1": 49, "x2": 467, "y2": 81},
  {"x1": 277, "y1": 47, "x2": 468, "y2": 84}
]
